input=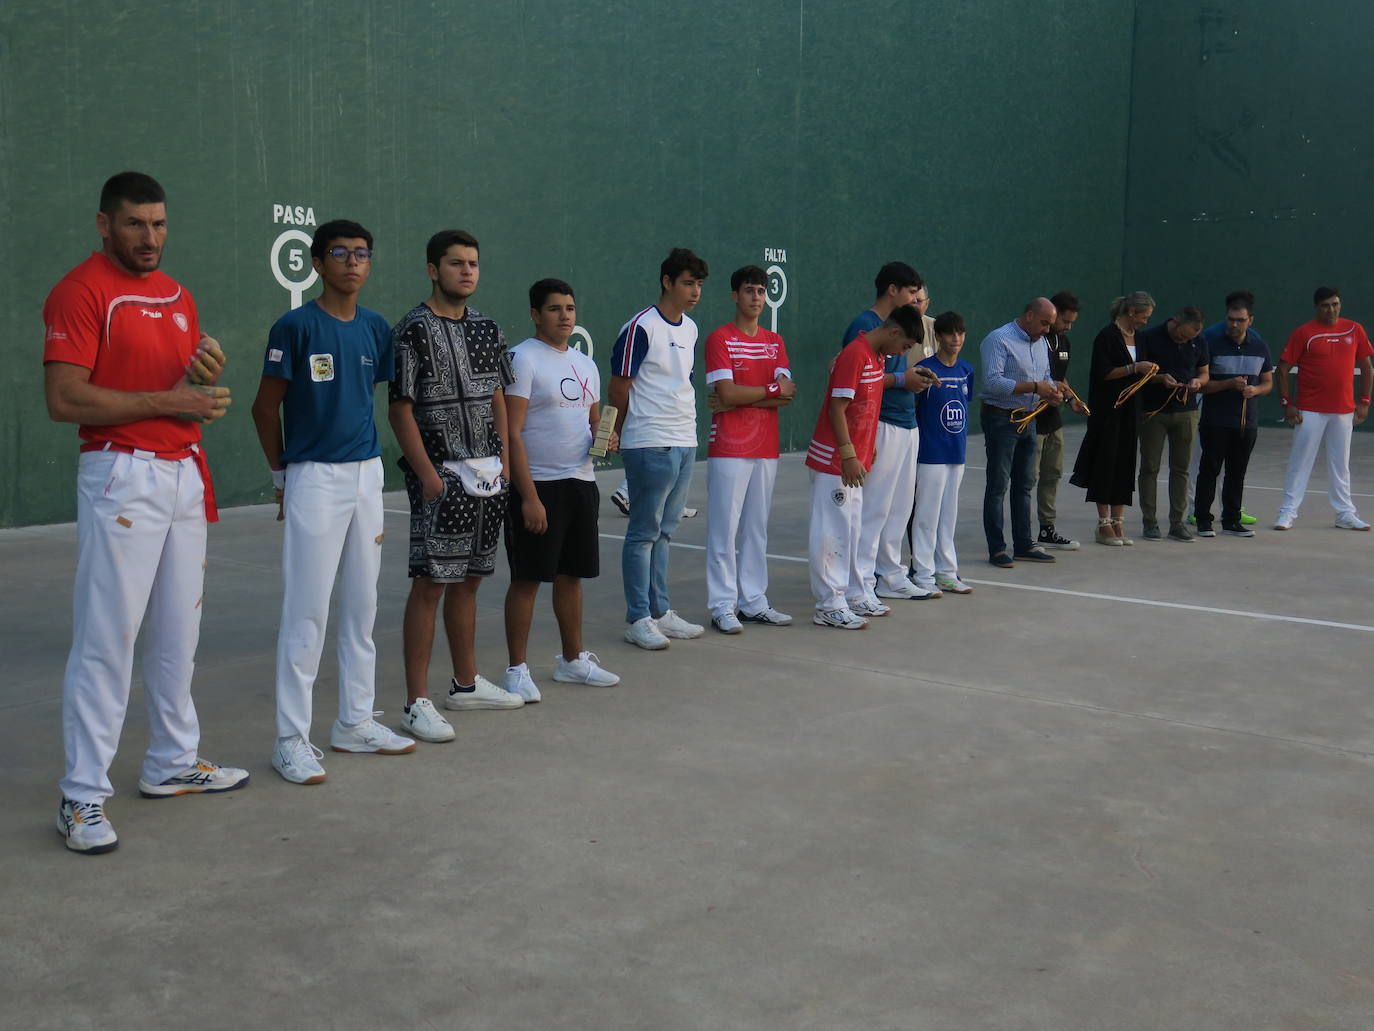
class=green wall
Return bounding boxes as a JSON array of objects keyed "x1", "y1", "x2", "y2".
[
  {"x1": 1122, "y1": 0, "x2": 1374, "y2": 422},
  {"x1": 3, "y1": 1, "x2": 1136, "y2": 526}
]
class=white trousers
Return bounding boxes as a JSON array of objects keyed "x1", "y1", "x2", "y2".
[
  {"x1": 1279, "y1": 410, "x2": 1356, "y2": 518},
  {"x1": 910, "y1": 463, "x2": 965, "y2": 590},
  {"x1": 809, "y1": 471, "x2": 865, "y2": 611},
  {"x1": 61, "y1": 450, "x2": 206, "y2": 802},
  {"x1": 706, "y1": 457, "x2": 777, "y2": 617},
  {"x1": 276, "y1": 458, "x2": 384, "y2": 740},
  {"x1": 857, "y1": 421, "x2": 919, "y2": 597}
]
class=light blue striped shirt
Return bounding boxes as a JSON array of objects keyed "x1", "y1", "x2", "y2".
[{"x1": 979, "y1": 320, "x2": 1052, "y2": 410}]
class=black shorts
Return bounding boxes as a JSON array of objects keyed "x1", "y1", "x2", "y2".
[{"x1": 505, "y1": 478, "x2": 600, "y2": 582}]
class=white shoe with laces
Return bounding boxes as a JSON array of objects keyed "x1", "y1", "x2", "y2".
[
  {"x1": 272, "y1": 735, "x2": 327, "y2": 785},
  {"x1": 849, "y1": 597, "x2": 891, "y2": 618},
  {"x1": 56, "y1": 798, "x2": 119, "y2": 854},
  {"x1": 1335, "y1": 512, "x2": 1371, "y2": 530},
  {"x1": 711, "y1": 611, "x2": 744, "y2": 634},
  {"x1": 400, "y1": 697, "x2": 456, "y2": 742},
  {"x1": 874, "y1": 581, "x2": 921, "y2": 600},
  {"x1": 330, "y1": 713, "x2": 417, "y2": 754},
  {"x1": 935, "y1": 574, "x2": 973, "y2": 595},
  {"x1": 655, "y1": 609, "x2": 705, "y2": 639},
  {"x1": 738, "y1": 607, "x2": 793, "y2": 626},
  {"x1": 445, "y1": 674, "x2": 526, "y2": 710},
  {"x1": 504, "y1": 664, "x2": 542, "y2": 703},
  {"x1": 554, "y1": 651, "x2": 620, "y2": 686},
  {"x1": 138, "y1": 757, "x2": 250, "y2": 798},
  {"x1": 624, "y1": 616, "x2": 670, "y2": 650},
  {"x1": 813, "y1": 607, "x2": 868, "y2": 630}
]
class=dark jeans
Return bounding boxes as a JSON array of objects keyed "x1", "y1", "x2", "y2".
[
  {"x1": 982, "y1": 405, "x2": 1036, "y2": 555},
  {"x1": 1194, "y1": 424, "x2": 1257, "y2": 528}
]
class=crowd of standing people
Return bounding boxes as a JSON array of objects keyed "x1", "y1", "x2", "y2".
[{"x1": 41, "y1": 172, "x2": 1372, "y2": 853}]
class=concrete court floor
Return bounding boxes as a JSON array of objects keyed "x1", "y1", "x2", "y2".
[{"x1": 2, "y1": 424, "x2": 1373, "y2": 1031}]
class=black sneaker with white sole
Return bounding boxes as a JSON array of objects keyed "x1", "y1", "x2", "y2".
[{"x1": 1037, "y1": 525, "x2": 1080, "y2": 550}]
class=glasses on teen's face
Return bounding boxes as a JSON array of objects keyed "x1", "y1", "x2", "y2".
[{"x1": 325, "y1": 247, "x2": 372, "y2": 263}]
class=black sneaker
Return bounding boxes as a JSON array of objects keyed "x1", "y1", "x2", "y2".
[
  {"x1": 1196, "y1": 524, "x2": 1216, "y2": 538},
  {"x1": 1013, "y1": 546, "x2": 1056, "y2": 563},
  {"x1": 1038, "y1": 525, "x2": 1081, "y2": 550},
  {"x1": 1221, "y1": 523, "x2": 1256, "y2": 538}
]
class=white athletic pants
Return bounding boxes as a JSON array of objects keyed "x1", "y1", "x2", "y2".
[
  {"x1": 1279, "y1": 410, "x2": 1356, "y2": 519},
  {"x1": 706, "y1": 457, "x2": 778, "y2": 618},
  {"x1": 275, "y1": 458, "x2": 384, "y2": 741},
  {"x1": 61, "y1": 450, "x2": 205, "y2": 802},
  {"x1": 809, "y1": 470, "x2": 865, "y2": 611},
  {"x1": 857, "y1": 421, "x2": 919, "y2": 597},
  {"x1": 910, "y1": 463, "x2": 965, "y2": 591}
]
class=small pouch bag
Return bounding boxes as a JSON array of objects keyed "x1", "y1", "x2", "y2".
[{"x1": 443, "y1": 456, "x2": 504, "y2": 497}]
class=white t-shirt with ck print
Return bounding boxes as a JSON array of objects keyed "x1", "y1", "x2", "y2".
[{"x1": 506, "y1": 337, "x2": 599, "y2": 481}]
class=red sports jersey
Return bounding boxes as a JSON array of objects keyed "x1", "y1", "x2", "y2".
[
  {"x1": 43, "y1": 252, "x2": 203, "y2": 452},
  {"x1": 705, "y1": 324, "x2": 790, "y2": 458},
  {"x1": 1280, "y1": 318, "x2": 1373, "y2": 414},
  {"x1": 805, "y1": 333, "x2": 885, "y2": 474}
]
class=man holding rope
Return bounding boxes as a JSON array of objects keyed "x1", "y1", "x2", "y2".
[
  {"x1": 1134, "y1": 308, "x2": 1207, "y2": 542},
  {"x1": 978, "y1": 298, "x2": 1062, "y2": 569}
]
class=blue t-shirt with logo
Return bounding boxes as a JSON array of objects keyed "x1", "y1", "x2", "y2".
[
  {"x1": 914, "y1": 355, "x2": 974, "y2": 464},
  {"x1": 262, "y1": 300, "x2": 394, "y2": 464}
]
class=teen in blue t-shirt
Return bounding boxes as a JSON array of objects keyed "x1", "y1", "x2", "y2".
[
  {"x1": 910, "y1": 311, "x2": 976, "y2": 597},
  {"x1": 251, "y1": 219, "x2": 413, "y2": 788}
]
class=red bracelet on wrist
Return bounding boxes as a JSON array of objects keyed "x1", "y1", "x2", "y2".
[
  {"x1": 765, "y1": 381, "x2": 781, "y2": 398},
  {"x1": 1359, "y1": 396, "x2": 1371, "y2": 405}
]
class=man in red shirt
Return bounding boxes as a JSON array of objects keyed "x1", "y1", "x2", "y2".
[
  {"x1": 703, "y1": 265, "x2": 796, "y2": 633},
  {"x1": 43, "y1": 172, "x2": 246, "y2": 854},
  {"x1": 806, "y1": 305, "x2": 925, "y2": 629},
  {"x1": 1273, "y1": 286, "x2": 1373, "y2": 530}
]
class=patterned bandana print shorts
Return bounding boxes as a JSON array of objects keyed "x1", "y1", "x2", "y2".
[{"x1": 403, "y1": 464, "x2": 504, "y2": 581}]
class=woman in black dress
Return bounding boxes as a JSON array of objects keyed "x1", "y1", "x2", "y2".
[{"x1": 1069, "y1": 292, "x2": 1156, "y2": 545}]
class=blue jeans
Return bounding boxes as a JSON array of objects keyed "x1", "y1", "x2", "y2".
[
  {"x1": 982, "y1": 406, "x2": 1036, "y2": 556},
  {"x1": 621, "y1": 446, "x2": 695, "y2": 623}
]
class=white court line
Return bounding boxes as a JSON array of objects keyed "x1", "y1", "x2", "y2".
[{"x1": 596, "y1": 533, "x2": 1374, "y2": 634}]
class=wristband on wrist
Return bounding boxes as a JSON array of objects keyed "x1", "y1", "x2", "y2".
[
  {"x1": 892, "y1": 371, "x2": 906, "y2": 389},
  {"x1": 271, "y1": 468, "x2": 286, "y2": 490},
  {"x1": 837, "y1": 443, "x2": 857, "y2": 461},
  {"x1": 1279, "y1": 397, "x2": 1291, "y2": 407},
  {"x1": 1360, "y1": 396, "x2": 1371, "y2": 405},
  {"x1": 765, "y1": 381, "x2": 781, "y2": 398}
]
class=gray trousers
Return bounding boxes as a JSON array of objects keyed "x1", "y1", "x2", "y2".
[{"x1": 1137, "y1": 409, "x2": 1199, "y2": 530}]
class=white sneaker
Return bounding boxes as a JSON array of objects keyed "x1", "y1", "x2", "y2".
[
  {"x1": 910, "y1": 585, "x2": 943, "y2": 600},
  {"x1": 400, "y1": 697, "x2": 456, "y2": 742},
  {"x1": 711, "y1": 611, "x2": 743, "y2": 634},
  {"x1": 272, "y1": 735, "x2": 327, "y2": 785},
  {"x1": 330, "y1": 713, "x2": 418, "y2": 754},
  {"x1": 504, "y1": 664, "x2": 542, "y2": 703},
  {"x1": 655, "y1": 609, "x2": 705, "y2": 639},
  {"x1": 813, "y1": 607, "x2": 868, "y2": 630},
  {"x1": 56, "y1": 798, "x2": 119, "y2": 854},
  {"x1": 1335, "y1": 513, "x2": 1372, "y2": 530},
  {"x1": 738, "y1": 607, "x2": 793, "y2": 626},
  {"x1": 849, "y1": 597, "x2": 891, "y2": 618},
  {"x1": 1273, "y1": 511, "x2": 1294, "y2": 531},
  {"x1": 874, "y1": 581, "x2": 921, "y2": 600},
  {"x1": 138, "y1": 758, "x2": 250, "y2": 798},
  {"x1": 554, "y1": 651, "x2": 621, "y2": 686},
  {"x1": 935, "y1": 574, "x2": 973, "y2": 595},
  {"x1": 682, "y1": 507, "x2": 699, "y2": 519},
  {"x1": 445, "y1": 674, "x2": 526, "y2": 710},
  {"x1": 624, "y1": 616, "x2": 670, "y2": 650}
]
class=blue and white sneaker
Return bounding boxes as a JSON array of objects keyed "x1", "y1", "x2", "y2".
[
  {"x1": 56, "y1": 798, "x2": 119, "y2": 854},
  {"x1": 139, "y1": 758, "x2": 250, "y2": 798}
]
